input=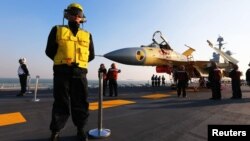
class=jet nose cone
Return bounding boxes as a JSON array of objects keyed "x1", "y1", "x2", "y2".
[{"x1": 104, "y1": 48, "x2": 145, "y2": 65}]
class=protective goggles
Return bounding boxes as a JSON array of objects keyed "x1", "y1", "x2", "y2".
[{"x1": 65, "y1": 8, "x2": 85, "y2": 18}]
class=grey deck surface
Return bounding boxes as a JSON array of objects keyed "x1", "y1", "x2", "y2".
[{"x1": 1, "y1": 85, "x2": 250, "y2": 141}]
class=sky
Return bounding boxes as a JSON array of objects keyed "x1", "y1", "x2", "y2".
[{"x1": 1, "y1": 0, "x2": 250, "y2": 81}]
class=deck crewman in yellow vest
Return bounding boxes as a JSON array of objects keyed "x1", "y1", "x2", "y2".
[{"x1": 45, "y1": 3, "x2": 94, "y2": 141}]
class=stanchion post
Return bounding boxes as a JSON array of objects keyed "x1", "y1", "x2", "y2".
[
  {"x1": 26, "y1": 75, "x2": 32, "y2": 94},
  {"x1": 88, "y1": 72, "x2": 111, "y2": 138},
  {"x1": 32, "y1": 75, "x2": 40, "y2": 102},
  {"x1": 98, "y1": 72, "x2": 103, "y2": 131}
]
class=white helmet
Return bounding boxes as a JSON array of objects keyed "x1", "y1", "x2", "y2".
[{"x1": 19, "y1": 57, "x2": 26, "y2": 63}]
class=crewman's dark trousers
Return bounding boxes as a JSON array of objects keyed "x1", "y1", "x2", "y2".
[
  {"x1": 50, "y1": 72, "x2": 89, "y2": 132},
  {"x1": 232, "y1": 81, "x2": 242, "y2": 98},
  {"x1": 109, "y1": 79, "x2": 118, "y2": 96},
  {"x1": 211, "y1": 81, "x2": 221, "y2": 99},
  {"x1": 103, "y1": 79, "x2": 107, "y2": 96},
  {"x1": 19, "y1": 75, "x2": 27, "y2": 94},
  {"x1": 177, "y1": 81, "x2": 186, "y2": 97}
]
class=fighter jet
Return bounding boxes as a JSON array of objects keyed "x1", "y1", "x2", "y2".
[{"x1": 104, "y1": 31, "x2": 238, "y2": 78}]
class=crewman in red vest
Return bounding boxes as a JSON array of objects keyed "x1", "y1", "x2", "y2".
[{"x1": 107, "y1": 63, "x2": 121, "y2": 97}]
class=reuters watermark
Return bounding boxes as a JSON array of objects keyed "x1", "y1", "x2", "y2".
[{"x1": 208, "y1": 125, "x2": 250, "y2": 140}]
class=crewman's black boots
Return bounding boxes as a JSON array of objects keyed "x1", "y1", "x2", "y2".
[
  {"x1": 16, "y1": 93, "x2": 25, "y2": 96},
  {"x1": 50, "y1": 132, "x2": 59, "y2": 141},
  {"x1": 77, "y1": 129, "x2": 88, "y2": 141},
  {"x1": 50, "y1": 130, "x2": 88, "y2": 141}
]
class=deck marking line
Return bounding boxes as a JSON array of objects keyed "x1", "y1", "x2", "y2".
[
  {"x1": 141, "y1": 94, "x2": 171, "y2": 99},
  {"x1": 0, "y1": 112, "x2": 26, "y2": 126},
  {"x1": 89, "y1": 99, "x2": 136, "y2": 110}
]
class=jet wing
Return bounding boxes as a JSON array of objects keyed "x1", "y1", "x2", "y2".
[{"x1": 191, "y1": 61, "x2": 211, "y2": 77}]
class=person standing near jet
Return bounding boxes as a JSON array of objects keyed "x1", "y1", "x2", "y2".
[
  {"x1": 158, "y1": 75, "x2": 161, "y2": 87},
  {"x1": 162, "y1": 75, "x2": 166, "y2": 86},
  {"x1": 17, "y1": 58, "x2": 30, "y2": 96},
  {"x1": 174, "y1": 65, "x2": 189, "y2": 98},
  {"x1": 208, "y1": 62, "x2": 222, "y2": 100},
  {"x1": 246, "y1": 62, "x2": 250, "y2": 86},
  {"x1": 229, "y1": 64, "x2": 242, "y2": 99},
  {"x1": 151, "y1": 74, "x2": 155, "y2": 87},
  {"x1": 199, "y1": 77, "x2": 205, "y2": 88},
  {"x1": 154, "y1": 75, "x2": 158, "y2": 87},
  {"x1": 98, "y1": 63, "x2": 107, "y2": 96},
  {"x1": 107, "y1": 63, "x2": 121, "y2": 97},
  {"x1": 45, "y1": 3, "x2": 94, "y2": 141}
]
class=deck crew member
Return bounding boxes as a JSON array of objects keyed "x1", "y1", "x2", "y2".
[
  {"x1": 174, "y1": 65, "x2": 189, "y2": 98},
  {"x1": 229, "y1": 64, "x2": 242, "y2": 99},
  {"x1": 107, "y1": 63, "x2": 121, "y2": 97},
  {"x1": 208, "y1": 62, "x2": 222, "y2": 100},
  {"x1": 151, "y1": 74, "x2": 155, "y2": 87},
  {"x1": 17, "y1": 58, "x2": 30, "y2": 96},
  {"x1": 246, "y1": 62, "x2": 250, "y2": 86},
  {"x1": 45, "y1": 3, "x2": 95, "y2": 141},
  {"x1": 98, "y1": 63, "x2": 108, "y2": 96}
]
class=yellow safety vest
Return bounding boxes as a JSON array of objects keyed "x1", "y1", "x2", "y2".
[{"x1": 54, "y1": 26, "x2": 90, "y2": 69}]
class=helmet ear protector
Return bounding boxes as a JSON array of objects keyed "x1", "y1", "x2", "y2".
[{"x1": 64, "y1": 8, "x2": 86, "y2": 23}]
